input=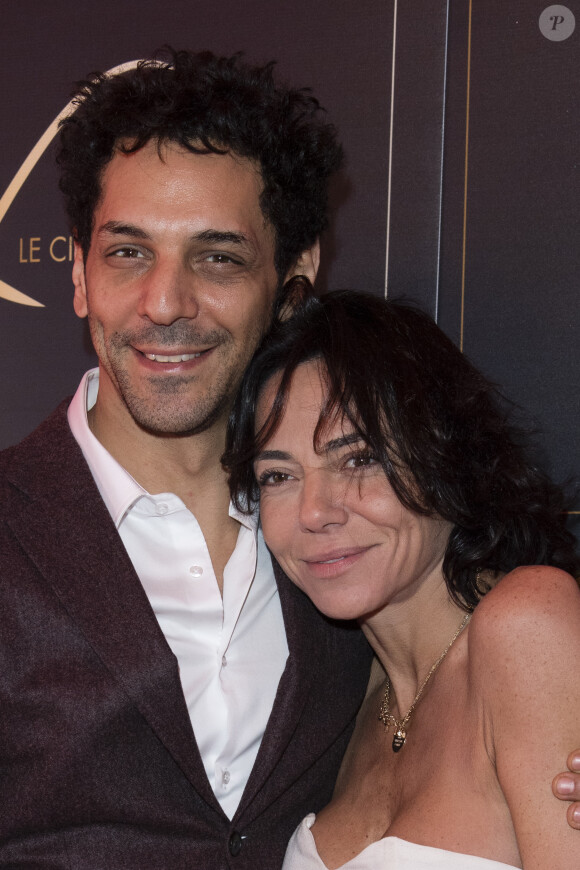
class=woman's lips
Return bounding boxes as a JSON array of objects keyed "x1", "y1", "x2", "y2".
[{"x1": 301, "y1": 547, "x2": 373, "y2": 578}]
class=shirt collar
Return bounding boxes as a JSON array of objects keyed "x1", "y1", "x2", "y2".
[
  {"x1": 67, "y1": 369, "x2": 145, "y2": 527},
  {"x1": 67, "y1": 368, "x2": 259, "y2": 533}
]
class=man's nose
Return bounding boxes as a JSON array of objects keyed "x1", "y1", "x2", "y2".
[
  {"x1": 298, "y1": 472, "x2": 348, "y2": 532},
  {"x1": 137, "y1": 259, "x2": 200, "y2": 324}
]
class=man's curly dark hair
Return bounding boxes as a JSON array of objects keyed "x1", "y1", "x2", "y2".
[
  {"x1": 224, "y1": 285, "x2": 579, "y2": 611},
  {"x1": 57, "y1": 48, "x2": 343, "y2": 279}
]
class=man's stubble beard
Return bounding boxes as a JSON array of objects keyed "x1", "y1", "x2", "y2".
[
  {"x1": 114, "y1": 366, "x2": 236, "y2": 437},
  {"x1": 90, "y1": 318, "x2": 264, "y2": 438}
]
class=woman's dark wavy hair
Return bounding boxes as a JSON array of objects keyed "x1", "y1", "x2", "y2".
[
  {"x1": 224, "y1": 283, "x2": 579, "y2": 611},
  {"x1": 57, "y1": 47, "x2": 342, "y2": 279}
]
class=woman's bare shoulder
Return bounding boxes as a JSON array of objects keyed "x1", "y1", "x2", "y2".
[
  {"x1": 467, "y1": 565, "x2": 580, "y2": 680},
  {"x1": 465, "y1": 568, "x2": 580, "y2": 868}
]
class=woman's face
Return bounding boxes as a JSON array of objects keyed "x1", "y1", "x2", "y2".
[{"x1": 254, "y1": 361, "x2": 452, "y2": 622}]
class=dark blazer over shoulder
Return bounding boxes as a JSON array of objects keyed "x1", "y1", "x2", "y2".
[{"x1": 0, "y1": 402, "x2": 372, "y2": 869}]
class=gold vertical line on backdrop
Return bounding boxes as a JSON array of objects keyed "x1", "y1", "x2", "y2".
[
  {"x1": 384, "y1": 0, "x2": 398, "y2": 298},
  {"x1": 434, "y1": 0, "x2": 452, "y2": 323},
  {"x1": 460, "y1": 0, "x2": 473, "y2": 351}
]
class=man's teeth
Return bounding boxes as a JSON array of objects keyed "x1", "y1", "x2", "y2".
[
  {"x1": 144, "y1": 352, "x2": 202, "y2": 363},
  {"x1": 319, "y1": 557, "x2": 345, "y2": 564}
]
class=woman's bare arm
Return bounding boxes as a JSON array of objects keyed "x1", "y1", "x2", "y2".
[{"x1": 471, "y1": 566, "x2": 580, "y2": 868}]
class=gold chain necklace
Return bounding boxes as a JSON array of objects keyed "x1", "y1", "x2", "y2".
[{"x1": 378, "y1": 612, "x2": 471, "y2": 753}]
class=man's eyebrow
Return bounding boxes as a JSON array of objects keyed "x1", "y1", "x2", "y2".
[
  {"x1": 97, "y1": 221, "x2": 151, "y2": 240},
  {"x1": 194, "y1": 229, "x2": 251, "y2": 247},
  {"x1": 96, "y1": 223, "x2": 252, "y2": 247}
]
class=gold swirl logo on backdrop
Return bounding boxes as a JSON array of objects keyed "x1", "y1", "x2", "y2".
[{"x1": 0, "y1": 60, "x2": 142, "y2": 308}]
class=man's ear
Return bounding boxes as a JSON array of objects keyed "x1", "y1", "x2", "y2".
[
  {"x1": 72, "y1": 241, "x2": 88, "y2": 319},
  {"x1": 285, "y1": 239, "x2": 320, "y2": 285}
]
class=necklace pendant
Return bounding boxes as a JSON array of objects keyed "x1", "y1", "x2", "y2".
[{"x1": 392, "y1": 728, "x2": 406, "y2": 753}]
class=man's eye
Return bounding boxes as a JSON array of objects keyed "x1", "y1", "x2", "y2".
[
  {"x1": 257, "y1": 469, "x2": 292, "y2": 487},
  {"x1": 109, "y1": 247, "x2": 145, "y2": 259},
  {"x1": 205, "y1": 253, "x2": 241, "y2": 265}
]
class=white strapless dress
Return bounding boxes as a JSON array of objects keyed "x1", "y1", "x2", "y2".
[{"x1": 282, "y1": 814, "x2": 520, "y2": 870}]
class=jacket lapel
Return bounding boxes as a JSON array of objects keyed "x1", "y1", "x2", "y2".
[
  {"x1": 236, "y1": 559, "x2": 372, "y2": 824},
  {"x1": 234, "y1": 560, "x2": 323, "y2": 820},
  {"x1": 5, "y1": 404, "x2": 221, "y2": 814}
]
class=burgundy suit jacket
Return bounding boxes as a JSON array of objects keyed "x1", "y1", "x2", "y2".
[{"x1": 0, "y1": 402, "x2": 372, "y2": 869}]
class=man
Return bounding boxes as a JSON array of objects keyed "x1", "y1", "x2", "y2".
[
  {"x1": 0, "y1": 49, "x2": 371, "y2": 869},
  {"x1": 0, "y1": 49, "x2": 578, "y2": 868}
]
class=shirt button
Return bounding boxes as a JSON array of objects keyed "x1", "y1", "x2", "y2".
[
  {"x1": 228, "y1": 831, "x2": 242, "y2": 856},
  {"x1": 157, "y1": 503, "x2": 169, "y2": 515},
  {"x1": 221, "y1": 654, "x2": 227, "y2": 667},
  {"x1": 223, "y1": 769, "x2": 231, "y2": 785},
  {"x1": 189, "y1": 565, "x2": 203, "y2": 577}
]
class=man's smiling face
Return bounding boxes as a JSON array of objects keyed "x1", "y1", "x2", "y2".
[{"x1": 73, "y1": 139, "x2": 281, "y2": 437}]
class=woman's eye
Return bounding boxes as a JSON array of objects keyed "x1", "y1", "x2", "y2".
[
  {"x1": 344, "y1": 451, "x2": 377, "y2": 470},
  {"x1": 257, "y1": 470, "x2": 292, "y2": 487}
]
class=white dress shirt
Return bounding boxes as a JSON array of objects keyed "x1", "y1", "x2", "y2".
[{"x1": 67, "y1": 369, "x2": 288, "y2": 818}]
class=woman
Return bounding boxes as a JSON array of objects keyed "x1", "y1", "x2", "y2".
[{"x1": 224, "y1": 286, "x2": 580, "y2": 869}]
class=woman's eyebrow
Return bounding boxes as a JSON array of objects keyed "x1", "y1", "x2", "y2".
[
  {"x1": 255, "y1": 449, "x2": 292, "y2": 462},
  {"x1": 323, "y1": 432, "x2": 363, "y2": 454},
  {"x1": 255, "y1": 434, "x2": 363, "y2": 462}
]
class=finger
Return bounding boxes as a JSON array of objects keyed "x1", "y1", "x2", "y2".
[
  {"x1": 567, "y1": 803, "x2": 580, "y2": 830},
  {"x1": 553, "y1": 773, "x2": 580, "y2": 801},
  {"x1": 567, "y1": 751, "x2": 580, "y2": 772}
]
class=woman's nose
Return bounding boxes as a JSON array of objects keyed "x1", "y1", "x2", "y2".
[{"x1": 298, "y1": 472, "x2": 348, "y2": 532}]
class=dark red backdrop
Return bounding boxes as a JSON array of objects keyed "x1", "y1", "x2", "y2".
[{"x1": 1, "y1": 0, "x2": 577, "y2": 530}]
